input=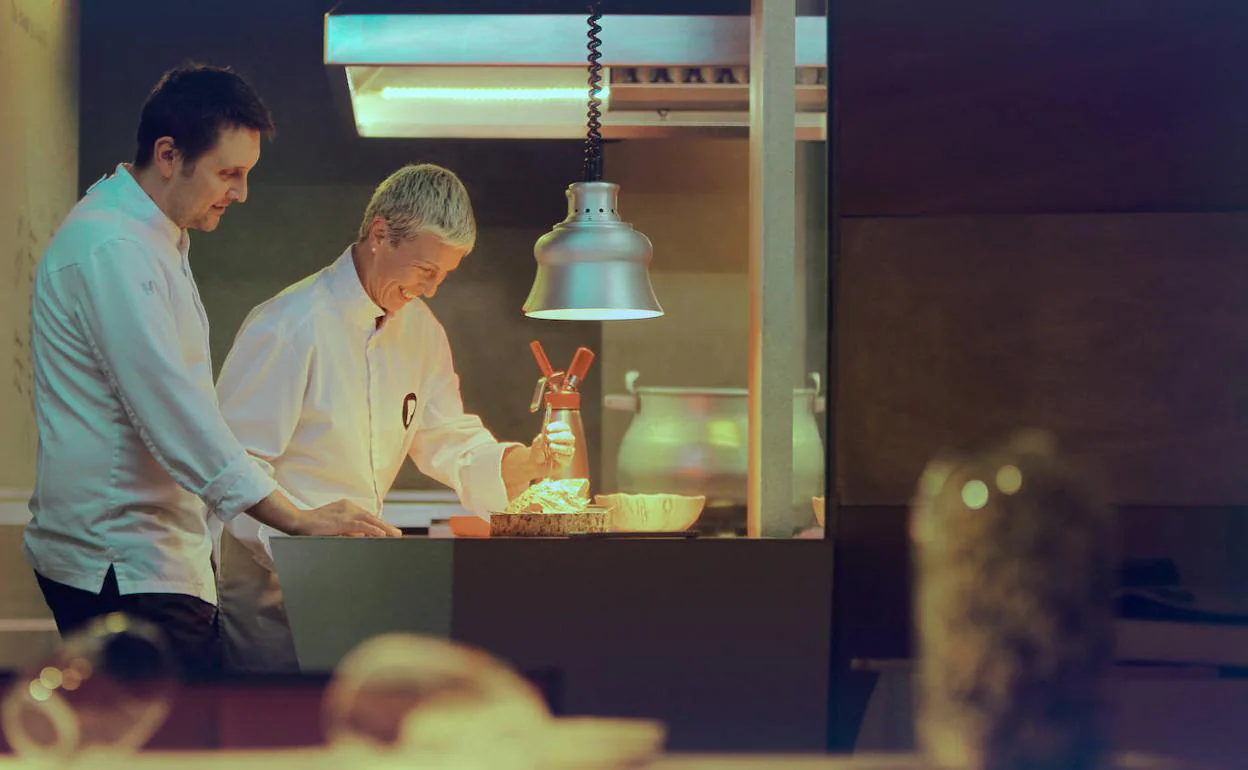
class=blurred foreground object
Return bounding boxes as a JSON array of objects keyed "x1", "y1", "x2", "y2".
[
  {"x1": 1, "y1": 612, "x2": 177, "y2": 760},
  {"x1": 323, "y1": 633, "x2": 665, "y2": 769},
  {"x1": 912, "y1": 431, "x2": 1117, "y2": 770}
]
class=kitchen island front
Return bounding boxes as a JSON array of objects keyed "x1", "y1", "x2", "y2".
[{"x1": 271, "y1": 535, "x2": 833, "y2": 751}]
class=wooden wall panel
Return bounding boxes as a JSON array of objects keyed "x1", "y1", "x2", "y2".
[
  {"x1": 837, "y1": 212, "x2": 1248, "y2": 506},
  {"x1": 839, "y1": 0, "x2": 1248, "y2": 215}
]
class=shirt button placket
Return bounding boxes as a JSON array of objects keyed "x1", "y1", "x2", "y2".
[{"x1": 366, "y1": 328, "x2": 384, "y2": 512}]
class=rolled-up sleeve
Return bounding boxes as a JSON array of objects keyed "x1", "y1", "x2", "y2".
[
  {"x1": 65, "y1": 238, "x2": 276, "y2": 520},
  {"x1": 408, "y1": 323, "x2": 519, "y2": 514}
]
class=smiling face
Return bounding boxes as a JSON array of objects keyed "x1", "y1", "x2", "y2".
[
  {"x1": 157, "y1": 125, "x2": 261, "y2": 232},
  {"x1": 362, "y1": 218, "x2": 468, "y2": 313}
]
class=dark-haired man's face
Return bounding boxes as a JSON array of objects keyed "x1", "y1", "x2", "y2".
[{"x1": 168, "y1": 125, "x2": 260, "y2": 232}]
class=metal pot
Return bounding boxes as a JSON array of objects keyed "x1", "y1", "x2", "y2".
[{"x1": 604, "y1": 371, "x2": 826, "y2": 507}]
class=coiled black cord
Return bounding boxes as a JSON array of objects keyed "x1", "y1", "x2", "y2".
[{"x1": 583, "y1": 2, "x2": 604, "y2": 182}]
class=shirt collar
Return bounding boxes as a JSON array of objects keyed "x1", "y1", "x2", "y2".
[
  {"x1": 87, "y1": 163, "x2": 188, "y2": 254},
  {"x1": 326, "y1": 246, "x2": 387, "y2": 328}
]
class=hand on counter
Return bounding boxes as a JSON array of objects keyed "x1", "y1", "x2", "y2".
[
  {"x1": 248, "y1": 492, "x2": 400, "y2": 537},
  {"x1": 294, "y1": 500, "x2": 402, "y2": 538}
]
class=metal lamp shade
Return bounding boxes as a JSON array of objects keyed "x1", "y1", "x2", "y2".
[{"x1": 524, "y1": 181, "x2": 663, "y2": 320}]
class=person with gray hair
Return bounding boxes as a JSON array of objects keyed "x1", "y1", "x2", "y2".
[{"x1": 213, "y1": 163, "x2": 576, "y2": 672}]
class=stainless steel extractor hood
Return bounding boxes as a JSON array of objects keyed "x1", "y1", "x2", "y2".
[{"x1": 323, "y1": 13, "x2": 827, "y2": 140}]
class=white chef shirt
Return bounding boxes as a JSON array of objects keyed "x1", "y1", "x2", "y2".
[
  {"x1": 25, "y1": 164, "x2": 278, "y2": 604},
  {"x1": 215, "y1": 246, "x2": 517, "y2": 671}
]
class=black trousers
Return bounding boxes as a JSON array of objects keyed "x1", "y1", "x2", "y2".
[{"x1": 34, "y1": 566, "x2": 221, "y2": 681}]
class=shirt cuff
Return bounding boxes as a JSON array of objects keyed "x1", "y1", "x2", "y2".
[
  {"x1": 458, "y1": 442, "x2": 522, "y2": 514},
  {"x1": 221, "y1": 481, "x2": 304, "y2": 568},
  {"x1": 202, "y1": 453, "x2": 279, "y2": 522}
]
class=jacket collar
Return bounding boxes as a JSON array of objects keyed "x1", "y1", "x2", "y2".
[
  {"x1": 86, "y1": 164, "x2": 188, "y2": 255},
  {"x1": 325, "y1": 245, "x2": 387, "y2": 328}
]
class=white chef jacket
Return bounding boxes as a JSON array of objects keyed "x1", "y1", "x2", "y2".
[
  {"x1": 25, "y1": 164, "x2": 277, "y2": 604},
  {"x1": 216, "y1": 246, "x2": 518, "y2": 671}
]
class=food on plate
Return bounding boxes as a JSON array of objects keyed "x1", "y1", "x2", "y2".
[{"x1": 504, "y1": 478, "x2": 590, "y2": 514}]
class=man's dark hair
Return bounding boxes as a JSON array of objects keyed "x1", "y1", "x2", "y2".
[{"x1": 133, "y1": 63, "x2": 275, "y2": 169}]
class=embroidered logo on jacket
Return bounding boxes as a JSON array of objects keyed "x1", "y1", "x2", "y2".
[{"x1": 402, "y1": 393, "x2": 418, "y2": 429}]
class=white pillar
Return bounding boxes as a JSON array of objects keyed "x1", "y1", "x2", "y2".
[
  {"x1": 0, "y1": 1, "x2": 79, "y2": 489},
  {"x1": 748, "y1": 0, "x2": 798, "y2": 537}
]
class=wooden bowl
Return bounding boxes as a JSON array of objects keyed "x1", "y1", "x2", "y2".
[{"x1": 593, "y1": 493, "x2": 706, "y2": 532}]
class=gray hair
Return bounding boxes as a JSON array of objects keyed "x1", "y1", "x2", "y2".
[{"x1": 357, "y1": 163, "x2": 476, "y2": 252}]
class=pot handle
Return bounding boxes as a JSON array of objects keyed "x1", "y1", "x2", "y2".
[
  {"x1": 810, "y1": 372, "x2": 827, "y2": 413},
  {"x1": 604, "y1": 394, "x2": 639, "y2": 411},
  {"x1": 605, "y1": 370, "x2": 641, "y2": 412}
]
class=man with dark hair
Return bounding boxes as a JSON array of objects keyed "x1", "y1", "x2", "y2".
[
  {"x1": 24, "y1": 64, "x2": 400, "y2": 680},
  {"x1": 133, "y1": 64, "x2": 276, "y2": 172}
]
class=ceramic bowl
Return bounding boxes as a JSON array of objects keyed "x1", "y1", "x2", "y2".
[{"x1": 593, "y1": 493, "x2": 706, "y2": 532}]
